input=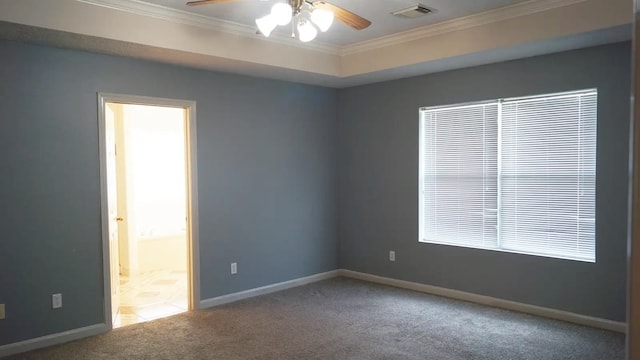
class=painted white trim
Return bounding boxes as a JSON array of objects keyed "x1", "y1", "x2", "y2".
[
  {"x1": 97, "y1": 93, "x2": 113, "y2": 329},
  {"x1": 185, "y1": 101, "x2": 201, "y2": 311},
  {"x1": 0, "y1": 324, "x2": 107, "y2": 358},
  {"x1": 200, "y1": 270, "x2": 339, "y2": 308},
  {"x1": 339, "y1": 0, "x2": 588, "y2": 56},
  {"x1": 76, "y1": 0, "x2": 339, "y2": 55},
  {"x1": 0, "y1": 268, "x2": 624, "y2": 357},
  {"x1": 75, "y1": 0, "x2": 588, "y2": 57},
  {"x1": 338, "y1": 269, "x2": 626, "y2": 333},
  {"x1": 97, "y1": 93, "x2": 201, "y2": 325}
]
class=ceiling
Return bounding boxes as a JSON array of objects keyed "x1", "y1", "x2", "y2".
[
  {"x1": 143, "y1": 0, "x2": 531, "y2": 46},
  {"x1": 0, "y1": 0, "x2": 633, "y2": 87}
]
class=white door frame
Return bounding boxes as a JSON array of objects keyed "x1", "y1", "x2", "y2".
[
  {"x1": 97, "y1": 93, "x2": 201, "y2": 329},
  {"x1": 629, "y1": 2, "x2": 640, "y2": 357}
]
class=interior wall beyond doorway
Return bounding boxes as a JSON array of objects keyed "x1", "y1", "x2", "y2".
[{"x1": 112, "y1": 103, "x2": 187, "y2": 276}]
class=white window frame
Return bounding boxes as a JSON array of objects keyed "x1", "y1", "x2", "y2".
[{"x1": 418, "y1": 89, "x2": 597, "y2": 262}]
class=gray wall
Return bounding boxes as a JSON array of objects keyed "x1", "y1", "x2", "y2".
[
  {"x1": 337, "y1": 42, "x2": 631, "y2": 322},
  {"x1": 0, "y1": 38, "x2": 631, "y2": 347},
  {"x1": 0, "y1": 40, "x2": 338, "y2": 345}
]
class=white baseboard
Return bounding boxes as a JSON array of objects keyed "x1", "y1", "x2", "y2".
[
  {"x1": 0, "y1": 323, "x2": 108, "y2": 358},
  {"x1": 338, "y1": 269, "x2": 626, "y2": 333},
  {"x1": 199, "y1": 270, "x2": 339, "y2": 308},
  {"x1": 1, "y1": 269, "x2": 623, "y2": 358},
  {"x1": 0, "y1": 271, "x2": 338, "y2": 357}
]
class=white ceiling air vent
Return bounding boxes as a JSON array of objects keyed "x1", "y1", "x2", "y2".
[{"x1": 391, "y1": 4, "x2": 434, "y2": 19}]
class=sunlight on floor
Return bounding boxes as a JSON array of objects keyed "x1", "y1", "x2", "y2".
[{"x1": 114, "y1": 269, "x2": 187, "y2": 328}]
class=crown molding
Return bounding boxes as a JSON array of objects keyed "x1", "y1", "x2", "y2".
[
  {"x1": 76, "y1": 0, "x2": 590, "y2": 58},
  {"x1": 76, "y1": 0, "x2": 340, "y2": 55},
  {"x1": 339, "y1": 0, "x2": 588, "y2": 56}
]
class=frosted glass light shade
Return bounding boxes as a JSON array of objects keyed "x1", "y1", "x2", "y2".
[
  {"x1": 297, "y1": 19, "x2": 317, "y2": 42},
  {"x1": 310, "y1": 8, "x2": 333, "y2": 32},
  {"x1": 256, "y1": 14, "x2": 277, "y2": 37},
  {"x1": 271, "y1": 3, "x2": 293, "y2": 26}
]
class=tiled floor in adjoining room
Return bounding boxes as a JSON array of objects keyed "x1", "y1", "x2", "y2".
[{"x1": 114, "y1": 269, "x2": 188, "y2": 328}]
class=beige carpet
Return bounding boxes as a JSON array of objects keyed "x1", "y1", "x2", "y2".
[{"x1": 4, "y1": 277, "x2": 625, "y2": 359}]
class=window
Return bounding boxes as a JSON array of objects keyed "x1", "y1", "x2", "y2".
[{"x1": 419, "y1": 89, "x2": 597, "y2": 262}]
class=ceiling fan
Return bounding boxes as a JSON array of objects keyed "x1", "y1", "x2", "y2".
[{"x1": 186, "y1": 0, "x2": 371, "y2": 42}]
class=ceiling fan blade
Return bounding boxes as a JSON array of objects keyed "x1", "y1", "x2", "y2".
[
  {"x1": 312, "y1": 1, "x2": 371, "y2": 30},
  {"x1": 186, "y1": 0, "x2": 242, "y2": 6}
]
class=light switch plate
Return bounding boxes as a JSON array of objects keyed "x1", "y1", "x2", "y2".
[{"x1": 52, "y1": 294, "x2": 62, "y2": 309}]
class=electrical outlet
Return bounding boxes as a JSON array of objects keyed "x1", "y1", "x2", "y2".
[
  {"x1": 0, "y1": 304, "x2": 5, "y2": 319},
  {"x1": 52, "y1": 294, "x2": 62, "y2": 309},
  {"x1": 231, "y1": 262, "x2": 237, "y2": 275},
  {"x1": 389, "y1": 251, "x2": 396, "y2": 262}
]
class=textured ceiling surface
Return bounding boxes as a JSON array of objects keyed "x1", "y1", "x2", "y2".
[{"x1": 144, "y1": 0, "x2": 530, "y2": 45}]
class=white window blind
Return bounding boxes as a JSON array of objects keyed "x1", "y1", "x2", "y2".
[
  {"x1": 419, "y1": 89, "x2": 597, "y2": 262},
  {"x1": 500, "y1": 91, "x2": 597, "y2": 261},
  {"x1": 420, "y1": 102, "x2": 498, "y2": 249}
]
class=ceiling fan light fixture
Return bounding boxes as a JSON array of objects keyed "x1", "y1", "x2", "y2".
[
  {"x1": 297, "y1": 18, "x2": 317, "y2": 42},
  {"x1": 256, "y1": 14, "x2": 277, "y2": 37},
  {"x1": 310, "y1": 8, "x2": 333, "y2": 32},
  {"x1": 246, "y1": 0, "x2": 369, "y2": 42},
  {"x1": 270, "y1": 2, "x2": 293, "y2": 26}
]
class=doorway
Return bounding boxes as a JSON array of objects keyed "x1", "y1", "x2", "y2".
[{"x1": 98, "y1": 94, "x2": 200, "y2": 329}]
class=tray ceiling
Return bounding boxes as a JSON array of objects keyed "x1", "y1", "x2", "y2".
[{"x1": 0, "y1": 0, "x2": 632, "y2": 87}]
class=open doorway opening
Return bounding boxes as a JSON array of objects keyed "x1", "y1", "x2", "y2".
[{"x1": 98, "y1": 94, "x2": 200, "y2": 329}]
